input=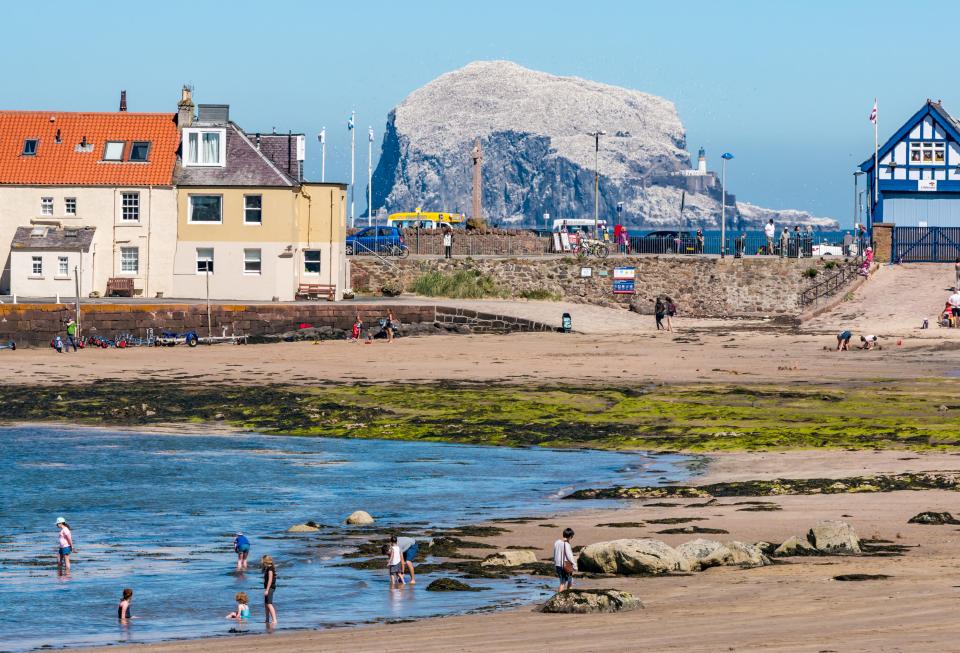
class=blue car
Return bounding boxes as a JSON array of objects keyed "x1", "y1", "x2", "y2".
[{"x1": 346, "y1": 226, "x2": 409, "y2": 257}]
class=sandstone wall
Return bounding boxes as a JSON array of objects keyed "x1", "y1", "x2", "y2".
[{"x1": 352, "y1": 256, "x2": 845, "y2": 317}]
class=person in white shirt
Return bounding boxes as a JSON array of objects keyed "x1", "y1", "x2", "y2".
[
  {"x1": 381, "y1": 542, "x2": 405, "y2": 587},
  {"x1": 860, "y1": 334, "x2": 879, "y2": 350},
  {"x1": 948, "y1": 288, "x2": 960, "y2": 320},
  {"x1": 553, "y1": 528, "x2": 577, "y2": 592},
  {"x1": 764, "y1": 219, "x2": 775, "y2": 255},
  {"x1": 442, "y1": 227, "x2": 453, "y2": 259}
]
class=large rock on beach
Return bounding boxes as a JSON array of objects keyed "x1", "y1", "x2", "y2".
[
  {"x1": 541, "y1": 589, "x2": 644, "y2": 614},
  {"x1": 808, "y1": 520, "x2": 861, "y2": 554},
  {"x1": 725, "y1": 541, "x2": 771, "y2": 567},
  {"x1": 480, "y1": 549, "x2": 539, "y2": 567},
  {"x1": 675, "y1": 539, "x2": 733, "y2": 571},
  {"x1": 426, "y1": 578, "x2": 484, "y2": 592},
  {"x1": 287, "y1": 523, "x2": 320, "y2": 533},
  {"x1": 774, "y1": 535, "x2": 818, "y2": 557},
  {"x1": 345, "y1": 510, "x2": 375, "y2": 525},
  {"x1": 908, "y1": 511, "x2": 960, "y2": 525},
  {"x1": 577, "y1": 538, "x2": 687, "y2": 575}
]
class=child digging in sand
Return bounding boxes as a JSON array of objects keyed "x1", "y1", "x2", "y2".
[
  {"x1": 226, "y1": 592, "x2": 250, "y2": 620},
  {"x1": 382, "y1": 542, "x2": 405, "y2": 586}
]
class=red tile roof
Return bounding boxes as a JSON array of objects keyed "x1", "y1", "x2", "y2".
[{"x1": 0, "y1": 111, "x2": 178, "y2": 186}]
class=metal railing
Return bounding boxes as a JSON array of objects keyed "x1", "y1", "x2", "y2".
[{"x1": 799, "y1": 263, "x2": 860, "y2": 307}]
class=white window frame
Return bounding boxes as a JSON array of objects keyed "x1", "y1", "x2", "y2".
[
  {"x1": 103, "y1": 140, "x2": 125, "y2": 161},
  {"x1": 244, "y1": 194, "x2": 263, "y2": 225},
  {"x1": 64, "y1": 197, "x2": 77, "y2": 215},
  {"x1": 243, "y1": 248, "x2": 262, "y2": 275},
  {"x1": 188, "y1": 194, "x2": 223, "y2": 224},
  {"x1": 304, "y1": 249, "x2": 321, "y2": 275},
  {"x1": 120, "y1": 247, "x2": 139, "y2": 275},
  {"x1": 909, "y1": 141, "x2": 946, "y2": 165},
  {"x1": 57, "y1": 256, "x2": 69, "y2": 277},
  {"x1": 31, "y1": 255, "x2": 43, "y2": 277},
  {"x1": 121, "y1": 192, "x2": 140, "y2": 222},
  {"x1": 196, "y1": 247, "x2": 214, "y2": 274},
  {"x1": 40, "y1": 197, "x2": 53, "y2": 216},
  {"x1": 182, "y1": 128, "x2": 227, "y2": 167}
]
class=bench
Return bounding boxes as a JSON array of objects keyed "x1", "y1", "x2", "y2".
[
  {"x1": 106, "y1": 277, "x2": 135, "y2": 297},
  {"x1": 296, "y1": 283, "x2": 336, "y2": 301}
]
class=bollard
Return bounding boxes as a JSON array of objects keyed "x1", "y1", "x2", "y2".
[
  {"x1": 12, "y1": 293, "x2": 16, "y2": 305},
  {"x1": 561, "y1": 312, "x2": 572, "y2": 333},
  {"x1": 56, "y1": 293, "x2": 61, "y2": 304}
]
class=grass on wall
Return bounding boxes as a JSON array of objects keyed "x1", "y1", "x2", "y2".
[{"x1": 409, "y1": 269, "x2": 503, "y2": 299}]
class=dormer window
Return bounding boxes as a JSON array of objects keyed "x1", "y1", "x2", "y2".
[
  {"x1": 129, "y1": 141, "x2": 151, "y2": 162},
  {"x1": 103, "y1": 141, "x2": 125, "y2": 161},
  {"x1": 22, "y1": 139, "x2": 38, "y2": 156},
  {"x1": 183, "y1": 128, "x2": 226, "y2": 167},
  {"x1": 910, "y1": 141, "x2": 945, "y2": 165}
]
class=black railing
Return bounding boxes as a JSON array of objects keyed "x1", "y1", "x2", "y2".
[{"x1": 799, "y1": 264, "x2": 860, "y2": 307}]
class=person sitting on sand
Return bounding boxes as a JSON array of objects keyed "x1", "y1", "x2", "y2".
[
  {"x1": 948, "y1": 288, "x2": 960, "y2": 323},
  {"x1": 226, "y1": 591, "x2": 250, "y2": 620},
  {"x1": 553, "y1": 528, "x2": 577, "y2": 593},
  {"x1": 860, "y1": 334, "x2": 879, "y2": 350},
  {"x1": 233, "y1": 531, "x2": 250, "y2": 571},
  {"x1": 350, "y1": 315, "x2": 363, "y2": 341},
  {"x1": 118, "y1": 588, "x2": 134, "y2": 620},
  {"x1": 392, "y1": 535, "x2": 418, "y2": 585},
  {"x1": 382, "y1": 542, "x2": 405, "y2": 586},
  {"x1": 836, "y1": 330, "x2": 852, "y2": 351}
]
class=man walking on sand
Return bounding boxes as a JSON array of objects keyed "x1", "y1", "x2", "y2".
[{"x1": 764, "y1": 219, "x2": 775, "y2": 255}]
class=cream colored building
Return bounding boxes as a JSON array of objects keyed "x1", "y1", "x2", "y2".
[
  {"x1": 171, "y1": 98, "x2": 347, "y2": 301},
  {"x1": 0, "y1": 108, "x2": 180, "y2": 297}
]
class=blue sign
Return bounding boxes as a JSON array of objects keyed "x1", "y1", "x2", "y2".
[{"x1": 612, "y1": 279, "x2": 635, "y2": 294}]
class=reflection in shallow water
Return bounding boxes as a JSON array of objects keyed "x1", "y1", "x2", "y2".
[{"x1": 0, "y1": 425, "x2": 692, "y2": 651}]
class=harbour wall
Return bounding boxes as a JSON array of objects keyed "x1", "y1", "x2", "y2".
[
  {"x1": 351, "y1": 256, "x2": 847, "y2": 317},
  {"x1": 0, "y1": 303, "x2": 554, "y2": 347}
]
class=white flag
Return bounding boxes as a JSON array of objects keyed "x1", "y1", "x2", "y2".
[
  {"x1": 869, "y1": 100, "x2": 877, "y2": 124},
  {"x1": 318, "y1": 128, "x2": 326, "y2": 144},
  {"x1": 368, "y1": 126, "x2": 374, "y2": 142},
  {"x1": 347, "y1": 116, "x2": 355, "y2": 130}
]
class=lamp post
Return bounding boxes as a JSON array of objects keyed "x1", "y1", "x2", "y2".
[
  {"x1": 720, "y1": 152, "x2": 734, "y2": 258},
  {"x1": 588, "y1": 130, "x2": 606, "y2": 236},
  {"x1": 367, "y1": 126, "x2": 374, "y2": 226},
  {"x1": 348, "y1": 111, "x2": 356, "y2": 228},
  {"x1": 853, "y1": 171, "x2": 864, "y2": 227},
  {"x1": 317, "y1": 128, "x2": 326, "y2": 182}
]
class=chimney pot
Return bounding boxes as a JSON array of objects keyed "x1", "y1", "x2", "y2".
[
  {"x1": 177, "y1": 84, "x2": 195, "y2": 129},
  {"x1": 119, "y1": 90, "x2": 127, "y2": 112}
]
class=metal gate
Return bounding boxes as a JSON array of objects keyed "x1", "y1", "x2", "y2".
[{"x1": 892, "y1": 227, "x2": 960, "y2": 262}]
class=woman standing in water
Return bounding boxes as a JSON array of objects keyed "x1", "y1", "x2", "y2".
[
  {"x1": 261, "y1": 555, "x2": 278, "y2": 625},
  {"x1": 56, "y1": 517, "x2": 73, "y2": 574}
]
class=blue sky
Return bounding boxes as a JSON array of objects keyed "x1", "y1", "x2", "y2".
[{"x1": 2, "y1": 0, "x2": 952, "y2": 225}]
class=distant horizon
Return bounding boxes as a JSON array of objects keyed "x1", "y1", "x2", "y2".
[{"x1": 4, "y1": 0, "x2": 952, "y2": 227}]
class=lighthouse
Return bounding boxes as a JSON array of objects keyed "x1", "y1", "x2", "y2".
[{"x1": 697, "y1": 147, "x2": 707, "y2": 174}]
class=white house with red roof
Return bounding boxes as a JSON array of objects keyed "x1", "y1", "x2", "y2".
[{"x1": 0, "y1": 93, "x2": 179, "y2": 297}]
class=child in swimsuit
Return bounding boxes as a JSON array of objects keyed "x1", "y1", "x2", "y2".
[
  {"x1": 117, "y1": 588, "x2": 134, "y2": 620},
  {"x1": 226, "y1": 591, "x2": 250, "y2": 620}
]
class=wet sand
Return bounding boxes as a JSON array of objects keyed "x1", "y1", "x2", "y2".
[{"x1": 63, "y1": 449, "x2": 960, "y2": 653}]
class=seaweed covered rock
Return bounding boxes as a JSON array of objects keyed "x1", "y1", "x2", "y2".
[
  {"x1": 675, "y1": 539, "x2": 733, "y2": 571},
  {"x1": 541, "y1": 589, "x2": 644, "y2": 614},
  {"x1": 480, "y1": 550, "x2": 539, "y2": 567},
  {"x1": 426, "y1": 578, "x2": 484, "y2": 592},
  {"x1": 345, "y1": 511, "x2": 375, "y2": 526},
  {"x1": 577, "y1": 539, "x2": 687, "y2": 575},
  {"x1": 908, "y1": 511, "x2": 960, "y2": 525},
  {"x1": 773, "y1": 535, "x2": 818, "y2": 557},
  {"x1": 808, "y1": 520, "x2": 860, "y2": 554},
  {"x1": 725, "y1": 541, "x2": 771, "y2": 567}
]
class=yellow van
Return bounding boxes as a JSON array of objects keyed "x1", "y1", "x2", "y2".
[{"x1": 387, "y1": 211, "x2": 465, "y2": 229}]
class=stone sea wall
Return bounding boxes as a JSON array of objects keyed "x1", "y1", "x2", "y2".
[
  {"x1": 0, "y1": 303, "x2": 553, "y2": 347},
  {"x1": 351, "y1": 256, "x2": 844, "y2": 317}
]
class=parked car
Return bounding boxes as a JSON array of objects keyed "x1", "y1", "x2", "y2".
[
  {"x1": 633, "y1": 230, "x2": 697, "y2": 254},
  {"x1": 346, "y1": 226, "x2": 408, "y2": 256}
]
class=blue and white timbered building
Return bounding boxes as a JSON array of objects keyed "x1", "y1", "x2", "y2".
[{"x1": 861, "y1": 100, "x2": 960, "y2": 228}]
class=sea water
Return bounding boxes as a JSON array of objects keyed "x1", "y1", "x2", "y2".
[{"x1": 0, "y1": 425, "x2": 694, "y2": 651}]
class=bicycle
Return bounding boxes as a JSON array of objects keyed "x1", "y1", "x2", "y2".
[{"x1": 575, "y1": 238, "x2": 609, "y2": 260}]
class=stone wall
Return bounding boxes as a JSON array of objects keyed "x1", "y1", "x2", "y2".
[
  {"x1": 0, "y1": 302, "x2": 553, "y2": 347},
  {"x1": 352, "y1": 256, "x2": 848, "y2": 317}
]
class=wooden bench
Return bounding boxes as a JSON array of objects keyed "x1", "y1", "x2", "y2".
[
  {"x1": 296, "y1": 283, "x2": 336, "y2": 301},
  {"x1": 106, "y1": 277, "x2": 135, "y2": 297}
]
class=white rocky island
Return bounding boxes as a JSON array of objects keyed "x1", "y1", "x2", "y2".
[{"x1": 370, "y1": 60, "x2": 837, "y2": 230}]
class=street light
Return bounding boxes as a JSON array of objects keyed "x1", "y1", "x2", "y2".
[
  {"x1": 853, "y1": 171, "x2": 864, "y2": 228},
  {"x1": 588, "y1": 130, "x2": 607, "y2": 236},
  {"x1": 317, "y1": 128, "x2": 326, "y2": 182},
  {"x1": 720, "y1": 152, "x2": 734, "y2": 258}
]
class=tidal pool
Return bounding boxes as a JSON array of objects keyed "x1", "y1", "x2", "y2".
[{"x1": 0, "y1": 425, "x2": 694, "y2": 651}]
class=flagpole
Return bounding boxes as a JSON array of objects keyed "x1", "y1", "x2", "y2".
[
  {"x1": 350, "y1": 110, "x2": 356, "y2": 229},
  {"x1": 873, "y1": 99, "x2": 878, "y2": 230},
  {"x1": 368, "y1": 126, "x2": 373, "y2": 227}
]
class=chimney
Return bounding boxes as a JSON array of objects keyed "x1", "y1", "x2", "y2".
[
  {"x1": 177, "y1": 85, "x2": 194, "y2": 129},
  {"x1": 119, "y1": 90, "x2": 127, "y2": 112},
  {"x1": 255, "y1": 133, "x2": 261, "y2": 149}
]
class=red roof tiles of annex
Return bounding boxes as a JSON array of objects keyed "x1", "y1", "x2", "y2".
[{"x1": 0, "y1": 111, "x2": 178, "y2": 186}]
